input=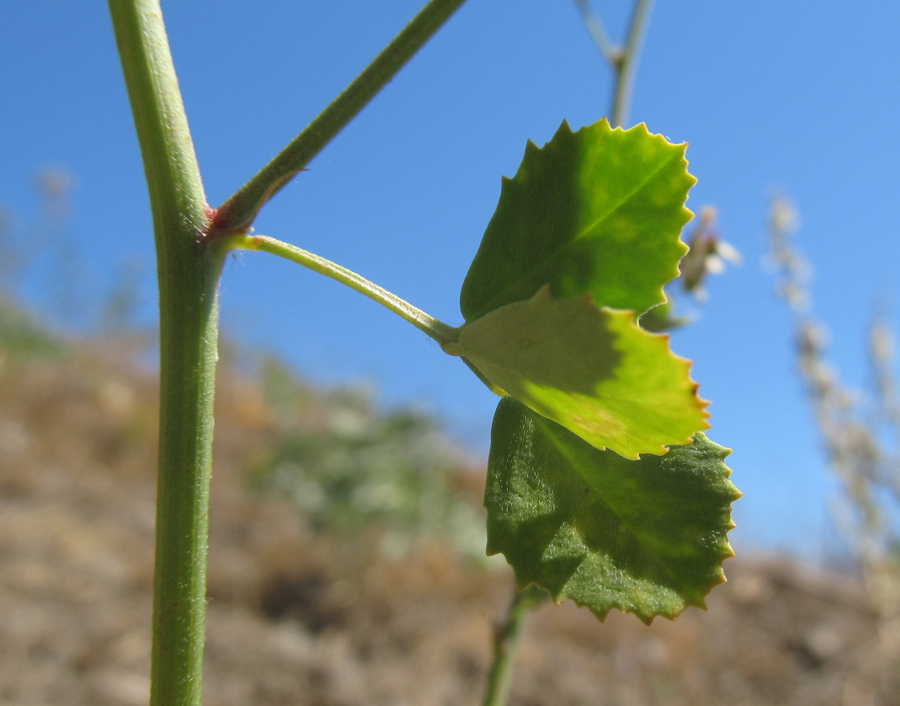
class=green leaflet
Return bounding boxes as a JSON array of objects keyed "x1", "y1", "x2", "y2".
[
  {"x1": 448, "y1": 286, "x2": 708, "y2": 460},
  {"x1": 485, "y1": 397, "x2": 741, "y2": 624},
  {"x1": 460, "y1": 119, "x2": 695, "y2": 322},
  {"x1": 457, "y1": 119, "x2": 737, "y2": 621}
]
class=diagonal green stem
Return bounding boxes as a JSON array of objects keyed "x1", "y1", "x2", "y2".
[
  {"x1": 213, "y1": 0, "x2": 469, "y2": 233},
  {"x1": 572, "y1": 0, "x2": 619, "y2": 65},
  {"x1": 226, "y1": 233, "x2": 459, "y2": 344},
  {"x1": 108, "y1": 2, "x2": 221, "y2": 705}
]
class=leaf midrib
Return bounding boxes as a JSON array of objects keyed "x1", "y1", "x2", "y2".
[
  {"x1": 470, "y1": 148, "x2": 685, "y2": 319},
  {"x1": 540, "y1": 414, "x2": 697, "y2": 597}
]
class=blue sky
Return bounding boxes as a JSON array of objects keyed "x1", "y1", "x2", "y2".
[{"x1": 3, "y1": 2, "x2": 900, "y2": 557}]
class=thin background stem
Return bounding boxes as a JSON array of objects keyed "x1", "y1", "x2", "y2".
[
  {"x1": 481, "y1": 585, "x2": 548, "y2": 706},
  {"x1": 572, "y1": 0, "x2": 619, "y2": 64},
  {"x1": 612, "y1": 0, "x2": 655, "y2": 128},
  {"x1": 213, "y1": 0, "x2": 469, "y2": 233},
  {"x1": 573, "y1": 0, "x2": 655, "y2": 128},
  {"x1": 108, "y1": 1, "x2": 221, "y2": 705}
]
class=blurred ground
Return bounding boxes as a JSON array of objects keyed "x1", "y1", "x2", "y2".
[{"x1": 0, "y1": 328, "x2": 898, "y2": 706}]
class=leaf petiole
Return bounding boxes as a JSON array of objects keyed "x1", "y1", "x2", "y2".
[{"x1": 227, "y1": 233, "x2": 460, "y2": 346}]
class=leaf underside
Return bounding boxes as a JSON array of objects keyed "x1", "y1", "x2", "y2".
[
  {"x1": 485, "y1": 397, "x2": 741, "y2": 624},
  {"x1": 460, "y1": 119, "x2": 695, "y2": 323}
]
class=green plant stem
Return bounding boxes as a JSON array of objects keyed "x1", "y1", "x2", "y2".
[
  {"x1": 572, "y1": 0, "x2": 619, "y2": 65},
  {"x1": 482, "y1": 584, "x2": 548, "y2": 706},
  {"x1": 227, "y1": 233, "x2": 458, "y2": 344},
  {"x1": 573, "y1": 0, "x2": 654, "y2": 128},
  {"x1": 611, "y1": 0, "x2": 655, "y2": 128},
  {"x1": 213, "y1": 0, "x2": 469, "y2": 233},
  {"x1": 108, "y1": 2, "x2": 222, "y2": 705}
]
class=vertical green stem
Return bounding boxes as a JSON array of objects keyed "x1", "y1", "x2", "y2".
[
  {"x1": 611, "y1": 0, "x2": 655, "y2": 128},
  {"x1": 108, "y1": 2, "x2": 221, "y2": 705},
  {"x1": 482, "y1": 584, "x2": 547, "y2": 706}
]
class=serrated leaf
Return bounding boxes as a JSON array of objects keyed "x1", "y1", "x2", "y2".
[
  {"x1": 448, "y1": 286, "x2": 708, "y2": 460},
  {"x1": 485, "y1": 397, "x2": 740, "y2": 624},
  {"x1": 460, "y1": 119, "x2": 695, "y2": 322}
]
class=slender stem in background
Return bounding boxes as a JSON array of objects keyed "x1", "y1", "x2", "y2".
[
  {"x1": 108, "y1": 2, "x2": 221, "y2": 705},
  {"x1": 482, "y1": 585, "x2": 548, "y2": 706},
  {"x1": 572, "y1": 0, "x2": 619, "y2": 65},
  {"x1": 572, "y1": 0, "x2": 655, "y2": 128},
  {"x1": 213, "y1": 0, "x2": 469, "y2": 233},
  {"x1": 227, "y1": 233, "x2": 459, "y2": 344},
  {"x1": 612, "y1": 0, "x2": 655, "y2": 128}
]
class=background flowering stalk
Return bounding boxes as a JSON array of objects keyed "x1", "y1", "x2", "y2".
[{"x1": 768, "y1": 194, "x2": 900, "y2": 695}]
